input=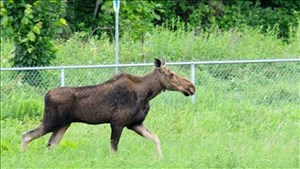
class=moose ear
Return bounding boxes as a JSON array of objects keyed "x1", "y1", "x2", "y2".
[{"x1": 154, "y1": 58, "x2": 162, "y2": 67}]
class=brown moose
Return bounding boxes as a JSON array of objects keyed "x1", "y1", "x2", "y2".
[{"x1": 21, "y1": 58, "x2": 195, "y2": 158}]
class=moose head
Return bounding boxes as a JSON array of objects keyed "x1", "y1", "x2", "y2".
[{"x1": 154, "y1": 58, "x2": 195, "y2": 96}]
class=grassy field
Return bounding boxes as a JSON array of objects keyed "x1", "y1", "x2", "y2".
[
  {"x1": 1, "y1": 25, "x2": 299, "y2": 168},
  {"x1": 1, "y1": 63, "x2": 299, "y2": 168},
  {"x1": 1, "y1": 87, "x2": 299, "y2": 168}
]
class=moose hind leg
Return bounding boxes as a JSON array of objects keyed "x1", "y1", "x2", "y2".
[
  {"x1": 47, "y1": 124, "x2": 71, "y2": 148},
  {"x1": 128, "y1": 124, "x2": 163, "y2": 159},
  {"x1": 21, "y1": 123, "x2": 48, "y2": 150}
]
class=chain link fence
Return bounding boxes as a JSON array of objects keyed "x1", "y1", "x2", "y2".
[{"x1": 1, "y1": 59, "x2": 299, "y2": 119}]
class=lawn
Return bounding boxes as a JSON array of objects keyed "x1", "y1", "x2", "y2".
[{"x1": 1, "y1": 81, "x2": 299, "y2": 168}]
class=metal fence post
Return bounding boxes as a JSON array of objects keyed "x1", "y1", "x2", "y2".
[
  {"x1": 60, "y1": 67, "x2": 65, "y2": 87},
  {"x1": 190, "y1": 62, "x2": 195, "y2": 103},
  {"x1": 114, "y1": 0, "x2": 120, "y2": 74}
]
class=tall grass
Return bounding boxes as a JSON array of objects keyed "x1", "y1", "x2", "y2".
[
  {"x1": 1, "y1": 62, "x2": 299, "y2": 167},
  {"x1": 1, "y1": 24, "x2": 299, "y2": 67},
  {"x1": 1, "y1": 89, "x2": 298, "y2": 167},
  {"x1": 54, "y1": 24, "x2": 300, "y2": 63}
]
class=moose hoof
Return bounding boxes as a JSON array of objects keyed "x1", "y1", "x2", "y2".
[{"x1": 21, "y1": 134, "x2": 30, "y2": 150}]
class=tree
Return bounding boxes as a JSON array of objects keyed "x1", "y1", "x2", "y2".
[
  {"x1": 1, "y1": 0, "x2": 67, "y2": 86},
  {"x1": 1, "y1": 0, "x2": 67, "y2": 67}
]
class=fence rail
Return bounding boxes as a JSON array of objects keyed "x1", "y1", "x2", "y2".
[
  {"x1": 1, "y1": 59, "x2": 299, "y2": 119},
  {"x1": 1, "y1": 58, "x2": 299, "y2": 71}
]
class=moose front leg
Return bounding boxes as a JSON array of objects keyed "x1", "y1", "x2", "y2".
[
  {"x1": 128, "y1": 124, "x2": 163, "y2": 159},
  {"x1": 110, "y1": 125, "x2": 124, "y2": 154}
]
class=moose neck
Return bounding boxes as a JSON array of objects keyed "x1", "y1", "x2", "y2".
[{"x1": 139, "y1": 69, "x2": 165, "y2": 102}]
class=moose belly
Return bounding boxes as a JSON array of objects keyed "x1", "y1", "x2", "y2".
[
  {"x1": 73, "y1": 110, "x2": 112, "y2": 124},
  {"x1": 72, "y1": 99, "x2": 114, "y2": 124}
]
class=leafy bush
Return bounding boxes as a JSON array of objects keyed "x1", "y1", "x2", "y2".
[
  {"x1": 63, "y1": 0, "x2": 299, "y2": 40},
  {"x1": 183, "y1": 1, "x2": 300, "y2": 39},
  {"x1": 1, "y1": 0, "x2": 67, "y2": 67}
]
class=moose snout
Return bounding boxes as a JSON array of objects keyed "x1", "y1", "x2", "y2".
[
  {"x1": 182, "y1": 83, "x2": 195, "y2": 96},
  {"x1": 189, "y1": 84, "x2": 195, "y2": 95}
]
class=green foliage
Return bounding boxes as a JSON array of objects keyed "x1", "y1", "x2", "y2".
[
  {"x1": 65, "y1": 0, "x2": 96, "y2": 33},
  {"x1": 118, "y1": 1, "x2": 159, "y2": 41},
  {"x1": 1, "y1": 0, "x2": 67, "y2": 67},
  {"x1": 3, "y1": 0, "x2": 298, "y2": 42},
  {"x1": 67, "y1": 0, "x2": 161, "y2": 43},
  {"x1": 153, "y1": 0, "x2": 300, "y2": 39},
  {"x1": 98, "y1": 0, "x2": 161, "y2": 59},
  {"x1": 63, "y1": 0, "x2": 299, "y2": 40}
]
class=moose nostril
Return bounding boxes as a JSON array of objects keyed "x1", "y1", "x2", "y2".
[
  {"x1": 190, "y1": 86, "x2": 195, "y2": 94},
  {"x1": 190, "y1": 90, "x2": 194, "y2": 95}
]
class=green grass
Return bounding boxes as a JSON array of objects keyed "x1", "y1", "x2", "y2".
[
  {"x1": 1, "y1": 63, "x2": 299, "y2": 167},
  {"x1": 1, "y1": 88, "x2": 299, "y2": 168}
]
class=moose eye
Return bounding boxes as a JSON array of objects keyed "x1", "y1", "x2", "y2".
[{"x1": 169, "y1": 73, "x2": 174, "y2": 78}]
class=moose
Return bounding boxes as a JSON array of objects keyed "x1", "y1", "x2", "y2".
[{"x1": 21, "y1": 58, "x2": 195, "y2": 158}]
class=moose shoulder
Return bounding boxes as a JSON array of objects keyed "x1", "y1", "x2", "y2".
[{"x1": 21, "y1": 58, "x2": 195, "y2": 158}]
